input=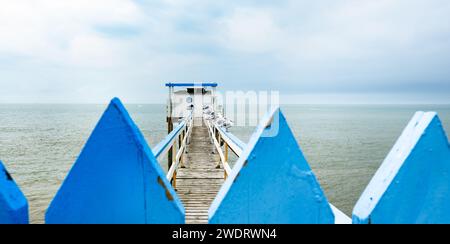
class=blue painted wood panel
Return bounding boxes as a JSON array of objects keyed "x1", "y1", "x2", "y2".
[{"x1": 46, "y1": 98, "x2": 184, "y2": 224}]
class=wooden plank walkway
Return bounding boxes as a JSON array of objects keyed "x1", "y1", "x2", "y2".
[{"x1": 176, "y1": 123, "x2": 224, "y2": 224}]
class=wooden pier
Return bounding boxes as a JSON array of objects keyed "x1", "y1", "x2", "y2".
[
  {"x1": 176, "y1": 124, "x2": 224, "y2": 224},
  {"x1": 162, "y1": 113, "x2": 241, "y2": 224},
  {"x1": 6, "y1": 89, "x2": 447, "y2": 224}
]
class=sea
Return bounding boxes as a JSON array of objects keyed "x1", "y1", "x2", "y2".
[{"x1": 1, "y1": 104, "x2": 449, "y2": 224}]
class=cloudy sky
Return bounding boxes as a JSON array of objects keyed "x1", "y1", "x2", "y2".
[{"x1": 1, "y1": 0, "x2": 449, "y2": 104}]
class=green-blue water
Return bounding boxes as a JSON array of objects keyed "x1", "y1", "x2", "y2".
[{"x1": 1, "y1": 104, "x2": 449, "y2": 223}]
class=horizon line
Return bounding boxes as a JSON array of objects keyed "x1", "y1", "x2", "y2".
[{"x1": 1, "y1": 102, "x2": 450, "y2": 105}]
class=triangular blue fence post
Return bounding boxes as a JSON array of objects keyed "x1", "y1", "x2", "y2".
[
  {"x1": 46, "y1": 98, "x2": 184, "y2": 224},
  {"x1": 209, "y1": 108, "x2": 335, "y2": 224},
  {"x1": 353, "y1": 112, "x2": 450, "y2": 224},
  {"x1": 0, "y1": 161, "x2": 29, "y2": 224}
]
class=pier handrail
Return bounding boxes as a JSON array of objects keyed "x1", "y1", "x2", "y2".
[
  {"x1": 205, "y1": 119, "x2": 246, "y2": 179},
  {"x1": 166, "y1": 117, "x2": 193, "y2": 183},
  {"x1": 205, "y1": 120, "x2": 232, "y2": 177},
  {"x1": 152, "y1": 112, "x2": 193, "y2": 186},
  {"x1": 214, "y1": 126, "x2": 246, "y2": 157},
  {"x1": 152, "y1": 121, "x2": 187, "y2": 160}
]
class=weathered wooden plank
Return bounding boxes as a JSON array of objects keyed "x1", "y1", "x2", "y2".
[
  {"x1": 177, "y1": 191, "x2": 221, "y2": 195},
  {"x1": 178, "y1": 197, "x2": 217, "y2": 200},
  {"x1": 177, "y1": 179, "x2": 224, "y2": 184},
  {"x1": 179, "y1": 198, "x2": 216, "y2": 202},
  {"x1": 183, "y1": 201, "x2": 212, "y2": 204},
  {"x1": 181, "y1": 199, "x2": 215, "y2": 201},
  {"x1": 186, "y1": 211, "x2": 209, "y2": 214},
  {"x1": 177, "y1": 176, "x2": 221, "y2": 179},
  {"x1": 183, "y1": 206, "x2": 209, "y2": 212},
  {"x1": 178, "y1": 194, "x2": 218, "y2": 197},
  {"x1": 177, "y1": 124, "x2": 225, "y2": 224},
  {"x1": 177, "y1": 170, "x2": 224, "y2": 178},
  {"x1": 183, "y1": 207, "x2": 210, "y2": 209},
  {"x1": 186, "y1": 220, "x2": 208, "y2": 224},
  {"x1": 186, "y1": 215, "x2": 209, "y2": 218},
  {"x1": 186, "y1": 216, "x2": 209, "y2": 220},
  {"x1": 176, "y1": 184, "x2": 223, "y2": 188},
  {"x1": 182, "y1": 201, "x2": 212, "y2": 203},
  {"x1": 179, "y1": 200, "x2": 215, "y2": 203},
  {"x1": 185, "y1": 204, "x2": 210, "y2": 209},
  {"x1": 178, "y1": 189, "x2": 220, "y2": 193},
  {"x1": 182, "y1": 206, "x2": 210, "y2": 209},
  {"x1": 186, "y1": 213, "x2": 209, "y2": 216},
  {"x1": 182, "y1": 195, "x2": 215, "y2": 198}
]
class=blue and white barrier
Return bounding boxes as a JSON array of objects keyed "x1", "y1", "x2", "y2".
[
  {"x1": 0, "y1": 161, "x2": 29, "y2": 224},
  {"x1": 353, "y1": 112, "x2": 450, "y2": 224},
  {"x1": 209, "y1": 108, "x2": 342, "y2": 224},
  {"x1": 2, "y1": 97, "x2": 446, "y2": 224},
  {"x1": 45, "y1": 98, "x2": 184, "y2": 224}
]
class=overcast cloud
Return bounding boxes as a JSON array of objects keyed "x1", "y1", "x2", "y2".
[{"x1": 1, "y1": 0, "x2": 449, "y2": 103}]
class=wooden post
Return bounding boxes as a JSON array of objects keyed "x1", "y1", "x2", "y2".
[
  {"x1": 225, "y1": 142, "x2": 229, "y2": 162},
  {"x1": 167, "y1": 85, "x2": 174, "y2": 171},
  {"x1": 216, "y1": 128, "x2": 219, "y2": 142},
  {"x1": 223, "y1": 141, "x2": 228, "y2": 180},
  {"x1": 173, "y1": 171, "x2": 177, "y2": 189},
  {"x1": 167, "y1": 117, "x2": 173, "y2": 170},
  {"x1": 180, "y1": 152, "x2": 185, "y2": 169},
  {"x1": 224, "y1": 142, "x2": 229, "y2": 179},
  {"x1": 172, "y1": 141, "x2": 177, "y2": 188},
  {"x1": 180, "y1": 131, "x2": 185, "y2": 168}
]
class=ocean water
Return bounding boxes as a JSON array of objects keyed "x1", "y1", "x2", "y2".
[{"x1": 0, "y1": 104, "x2": 449, "y2": 224}]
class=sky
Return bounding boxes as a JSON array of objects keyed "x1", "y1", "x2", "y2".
[{"x1": 0, "y1": 0, "x2": 450, "y2": 104}]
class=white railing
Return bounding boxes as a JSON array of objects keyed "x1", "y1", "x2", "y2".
[
  {"x1": 205, "y1": 119, "x2": 246, "y2": 179},
  {"x1": 152, "y1": 112, "x2": 193, "y2": 188}
]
